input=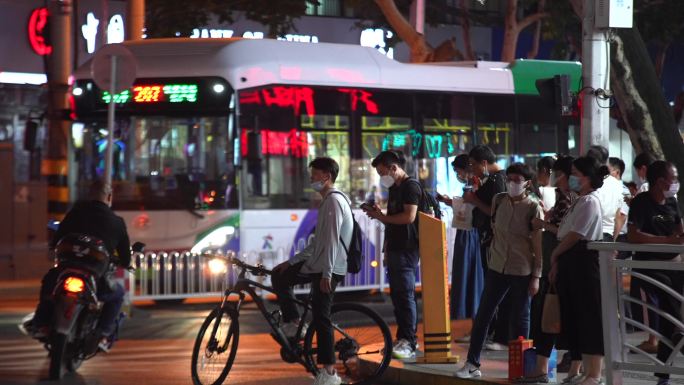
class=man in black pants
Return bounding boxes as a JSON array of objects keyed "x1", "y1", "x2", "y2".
[
  {"x1": 627, "y1": 160, "x2": 684, "y2": 385},
  {"x1": 28, "y1": 180, "x2": 131, "y2": 351},
  {"x1": 272, "y1": 157, "x2": 353, "y2": 385},
  {"x1": 463, "y1": 145, "x2": 508, "y2": 349}
]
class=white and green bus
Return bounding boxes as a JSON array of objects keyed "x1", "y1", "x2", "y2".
[{"x1": 71, "y1": 38, "x2": 580, "y2": 289}]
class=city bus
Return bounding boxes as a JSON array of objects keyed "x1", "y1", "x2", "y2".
[{"x1": 70, "y1": 38, "x2": 581, "y2": 286}]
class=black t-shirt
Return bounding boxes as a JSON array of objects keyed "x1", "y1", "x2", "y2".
[
  {"x1": 628, "y1": 192, "x2": 682, "y2": 261},
  {"x1": 472, "y1": 170, "x2": 507, "y2": 233},
  {"x1": 385, "y1": 178, "x2": 422, "y2": 251},
  {"x1": 51, "y1": 200, "x2": 132, "y2": 267}
]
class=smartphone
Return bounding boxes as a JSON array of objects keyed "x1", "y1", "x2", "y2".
[{"x1": 360, "y1": 202, "x2": 374, "y2": 211}]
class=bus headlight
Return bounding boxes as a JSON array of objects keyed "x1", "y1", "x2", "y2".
[{"x1": 191, "y1": 226, "x2": 235, "y2": 254}]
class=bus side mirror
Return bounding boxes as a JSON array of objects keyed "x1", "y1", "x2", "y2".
[{"x1": 245, "y1": 131, "x2": 262, "y2": 162}]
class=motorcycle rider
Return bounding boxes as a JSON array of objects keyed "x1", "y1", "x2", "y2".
[{"x1": 28, "y1": 179, "x2": 131, "y2": 351}]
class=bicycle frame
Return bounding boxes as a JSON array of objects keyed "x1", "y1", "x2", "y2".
[{"x1": 218, "y1": 265, "x2": 314, "y2": 371}]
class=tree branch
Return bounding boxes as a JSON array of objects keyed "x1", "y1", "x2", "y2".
[{"x1": 517, "y1": 12, "x2": 549, "y2": 32}]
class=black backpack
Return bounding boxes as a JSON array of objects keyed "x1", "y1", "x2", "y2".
[
  {"x1": 408, "y1": 179, "x2": 442, "y2": 220},
  {"x1": 330, "y1": 191, "x2": 364, "y2": 274}
]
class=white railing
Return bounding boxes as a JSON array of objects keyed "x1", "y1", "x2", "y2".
[{"x1": 591, "y1": 242, "x2": 684, "y2": 385}]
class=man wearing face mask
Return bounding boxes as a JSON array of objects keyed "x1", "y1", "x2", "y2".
[
  {"x1": 633, "y1": 152, "x2": 657, "y2": 194},
  {"x1": 627, "y1": 160, "x2": 684, "y2": 385},
  {"x1": 272, "y1": 157, "x2": 352, "y2": 385},
  {"x1": 364, "y1": 150, "x2": 422, "y2": 359},
  {"x1": 456, "y1": 163, "x2": 543, "y2": 379}
]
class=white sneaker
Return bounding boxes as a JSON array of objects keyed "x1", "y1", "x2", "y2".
[
  {"x1": 484, "y1": 340, "x2": 507, "y2": 351},
  {"x1": 561, "y1": 374, "x2": 585, "y2": 384},
  {"x1": 455, "y1": 361, "x2": 481, "y2": 378},
  {"x1": 312, "y1": 370, "x2": 341, "y2": 385},
  {"x1": 281, "y1": 321, "x2": 308, "y2": 340},
  {"x1": 391, "y1": 339, "x2": 415, "y2": 359}
]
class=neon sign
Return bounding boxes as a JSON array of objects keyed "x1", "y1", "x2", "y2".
[
  {"x1": 240, "y1": 129, "x2": 309, "y2": 158},
  {"x1": 240, "y1": 87, "x2": 380, "y2": 116},
  {"x1": 101, "y1": 84, "x2": 198, "y2": 104},
  {"x1": 28, "y1": 7, "x2": 52, "y2": 56},
  {"x1": 81, "y1": 13, "x2": 126, "y2": 54}
]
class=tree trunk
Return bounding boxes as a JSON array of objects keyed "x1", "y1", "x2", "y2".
[
  {"x1": 374, "y1": 0, "x2": 462, "y2": 63},
  {"x1": 501, "y1": 0, "x2": 519, "y2": 62},
  {"x1": 459, "y1": 0, "x2": 476, "y2": 60},
  {"x1": 527, "y1": 0, "x2": 546, "y2": 58},
  {"x1": 654, "y1": 41, "x2": 670, "y2": 80},
  {"x1": 375, "y1": 0, "x2": 431, "y2": 62},
  {"x1": 610, "y1": 28, "x2": 684, "y2": 207}
]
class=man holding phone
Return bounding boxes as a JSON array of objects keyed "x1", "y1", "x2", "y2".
[{"x1": 363, "y1": 150, "x2": 421, "y2": 360}]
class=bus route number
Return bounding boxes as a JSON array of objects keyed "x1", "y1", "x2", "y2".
[{"x1": 133, "y1": 85, "x2": 163, "y2": 103}]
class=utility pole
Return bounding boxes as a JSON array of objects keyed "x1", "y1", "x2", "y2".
[
  {"x1": 43, "y1": 0, "x2": 73, "y2": 220},
  {"x1": 126, "y1": 0, "x2": 145, "y2": 40},
  {"x1": 580, "y1": 0, "x2": 610, "y2": 154}
]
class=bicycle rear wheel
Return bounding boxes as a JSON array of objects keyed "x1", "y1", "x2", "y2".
[
  {"x1": 303, "y1": 302, "x2": 392, "y2": 385},
  {"x1": 191, "y1": 305, "x2": 240, "y2": 385}
]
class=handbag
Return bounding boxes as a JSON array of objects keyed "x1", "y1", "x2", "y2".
[{"x1": 541, "y1": 285, "x2": 561, "y2": 334}]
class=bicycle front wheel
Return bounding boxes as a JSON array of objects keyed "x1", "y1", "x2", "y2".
[
  {"x1": 303, "y1": 302, "x2": 392, "y2": 385},
  {"x1": 191, "y1": 305, "x2": 240, "y2": 385}
]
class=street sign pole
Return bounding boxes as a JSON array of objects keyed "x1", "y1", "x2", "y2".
[
  {"x1": 104, "y1": 55, "x2": 118, "y2": 187},
  {"x1": 91, "y1": 43, "x2": 136, "y2": 188}
]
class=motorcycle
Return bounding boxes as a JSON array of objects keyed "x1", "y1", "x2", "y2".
[{"x1": 20, "y1": 234, "x2": 144, "y2": 379}]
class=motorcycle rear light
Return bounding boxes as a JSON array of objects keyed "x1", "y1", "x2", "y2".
[{"x1": 64, "y1": 277, "x2": 85, "y2": 293}]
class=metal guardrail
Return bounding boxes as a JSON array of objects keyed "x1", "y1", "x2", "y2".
[
  {"x1": 591, "y1": 242, "x2": 684, "y2": 385},
  {"x1": 126, "y1": 212, "x2": 456, "y2": 302}
]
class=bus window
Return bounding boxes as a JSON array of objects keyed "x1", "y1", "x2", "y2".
[
  {"x1": 417, "y1": 93, "x2": 474, "y2": 202},
  {"x1": 474, "y1": 94, "x2": 515, "y2": 156},
  {"x1": 73, "y1": 116, "x2": 235, "y2": 210},
  {"x1": 239, "y1": 86, "x2": 352, "y2": 209}
]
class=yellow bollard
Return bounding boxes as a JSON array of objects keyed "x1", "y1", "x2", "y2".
[{"x1": 415, "y1": 212, "x2": 459, "y2": 364}]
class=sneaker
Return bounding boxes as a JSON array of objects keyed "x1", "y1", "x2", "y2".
[
  {"x1": 484, "y1": 340, "x2": 507, "y2": 351},
  {"x1": 98, "y1": 337, "x2": 112, "y2": 353},
  {"x1": 391, "y1": 339, "x2": 415, "y2": 359},
  {"x1": 454, "y1": 361, "x2": 481, "y2": 379},
  {"x1": 312, "y1": 370, "x2": 341, "y2": 385},
  {"x1": 281, "y1": 321, "x2": 308, "y2": 340},
  {"x1": 561, "y1": 374, "x2": 585, "y2": 384},
  {"x1": 577, "y1": 377, "x2": 602, "y2": 385},
  {"x1": 454, "y1": 334, "x2": 471, "y2": 343}
]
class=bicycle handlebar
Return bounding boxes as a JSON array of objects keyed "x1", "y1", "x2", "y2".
[{"x1": 208, "y1": 253, "x2": 273, "y2": 276}]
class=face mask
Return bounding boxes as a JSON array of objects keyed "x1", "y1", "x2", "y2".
[
  {"x1": 380, "y1": 175, "x2": 395, "y2": 188},
  {"x1": 311, "y1": 181, "x2": 325, "y2": 192},
  {"x1": 549, "y1": 173, "x2": 557, "y2": 187},
  {"x1": 482, "y1": 162, "x2": 489, "y2": 177},
  {"x1": 664, "y1": 182, "x2": 680, "y2": 199},
  {"x1": 507, "y1": 181, "x2": 526, "y2": 197},
  {"x1": 569, "y1": 175, "x2": 582, "y2": 192},
  {"x1": 457, "y1": 175, "x2": 468, "y2": 185}
]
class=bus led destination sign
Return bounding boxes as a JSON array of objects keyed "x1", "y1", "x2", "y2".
[{"x1": 102, "y1": 83, "x2": 198, "y2": 104}]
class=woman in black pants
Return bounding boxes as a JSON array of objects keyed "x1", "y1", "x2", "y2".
[
  {"x1": 548, "y1": 157, "x2": 608, "y2": 385},
  {"x1": 516, "y1": 156, "x2": 582, "y2": 384}
]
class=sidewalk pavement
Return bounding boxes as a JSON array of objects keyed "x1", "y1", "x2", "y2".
[{"x1": 375, "y1": 320, "x2": 684, "y2": 385}]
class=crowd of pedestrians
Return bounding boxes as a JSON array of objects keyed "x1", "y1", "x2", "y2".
[{"x1": 427, "y1": 145, "x2": 683, "y2": 385}]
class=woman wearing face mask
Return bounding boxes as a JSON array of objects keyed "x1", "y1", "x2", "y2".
[
  {"x1": 436, "y1": 154, "x2": 484, "y2": 325},
  {"x1": 627, "y1": 160, "x2": 684, "y2": 385},
  {"x1": 548, "y1": 156, "x2": 608, "y2": 385},
  {"x1": 517, "y1": 156, "x2": 581, "y2": 384},
  {"x1": 456, "y1": 163, "x2": 543, "y2": 379}
]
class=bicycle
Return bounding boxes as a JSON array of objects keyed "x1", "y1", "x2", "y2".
[{"x1": 190, "y1": 253, "x2": 392, "y2": 385}]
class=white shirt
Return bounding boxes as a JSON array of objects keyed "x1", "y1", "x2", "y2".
[
  {"x1": 557, "y1": 191, "x2": 604, "y2": 241},
  {"x1": 539, "y1": 186, "x2": 557, "y2": 212},
  {"x1": 595, "y1": 175, "x2": 624, "y2": 236}
]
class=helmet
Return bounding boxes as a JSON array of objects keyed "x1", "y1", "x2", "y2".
[{"x1": 55, "y1": 234, "x2": 111, "y2": 276}]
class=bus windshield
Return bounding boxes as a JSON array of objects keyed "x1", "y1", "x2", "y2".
[{"x1": 72, "y1": 115, "x2": 237, "y2": 211}]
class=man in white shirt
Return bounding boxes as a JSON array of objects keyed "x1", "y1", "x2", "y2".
[{"x1": 587, "y1": 146, "x2": 626, "y2": 241}]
